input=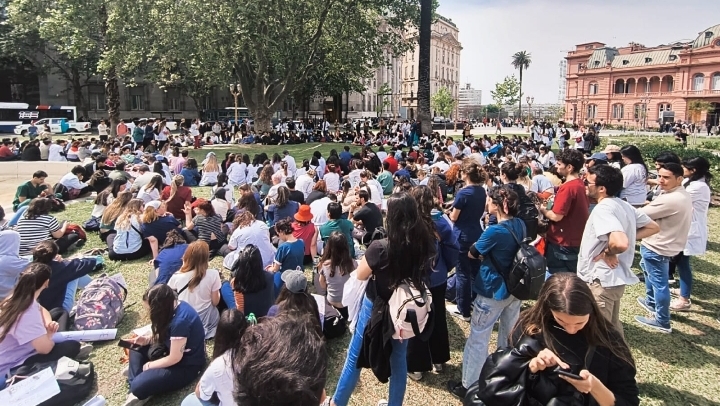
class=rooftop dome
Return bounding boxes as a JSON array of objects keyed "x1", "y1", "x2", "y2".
[{"x1": 693, "y1": 24, "x2": 720, "y2": 48}]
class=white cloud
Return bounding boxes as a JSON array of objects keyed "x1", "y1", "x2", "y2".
[{"x1": 437, "y1": 0, "x2": 718, "y2": 103}]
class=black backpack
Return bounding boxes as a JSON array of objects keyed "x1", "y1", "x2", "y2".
[
  {"x1": 10, "y1": 358, "x2": 95, "y2": 406},
  {"x1": 508, "y1": 184, "x2": 539, "y2": 241},
  {"x1": 489, "y1": 222, "x2": 546, "y2": 301}
]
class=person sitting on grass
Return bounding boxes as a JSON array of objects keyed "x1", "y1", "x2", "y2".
[
  {"x1": 222, "y1": 245, "x2": 275, "y2": 317},
  {"x1": 266, "y1": 218, "x2": 305, "y2": 296},
  {"x1": 99, "y1": 191, "x2": 133, "y2": 244},
  {"x1": 123, "y1": 284, "x2": 206, "y2": 406},
  {"x1": 180, "y1": 309, "x2": 251, "y2": 406},
  {"x1": 319, "y1": 202, "x2": 356, "y2": 258},
  {"x1": 0, "y1": 230, "x2": 30, "y2": 301},
  {"x1": 183, "y1": 200, "x2": 229, "y2": 257},
  {"x1": 59, "y1": 165, "x2": 95, "y2": 200},
  {"x1": 108, "y1": 198, "x2": 152, "y2": 261},
  {"x1": 140, "y1": 200, "x2": 183, "y2": 260},
  {"x1": 12, "y1": 170, "x2": 50, "y2": 213},
  {"x1": 161, "y1": 175, "x2": 193, "y2": 220},
  {"x1": 292, "y1": 205, "x2": 318, "y2": 265},
  {"x1": 266, "y1": 269, "x2": 322, "y2": 333},
  {"x1": 150, "y1": 229, "x2": 188, "y2": 286},
  {"x1": 180, "y1": 158, "x2": 202, "y2": 187},
  {"x1": 16, "y1": 198, "x2": 81, "y2": 256},
  {"x1": 316, "y1": 231, "x2": 356, "y2": 319}
]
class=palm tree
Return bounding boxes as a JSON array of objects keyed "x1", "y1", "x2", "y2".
[
  {"x1": 416, "y1": 0, "x2": 432, "y2": 137},
  {"x1": 511, "y1": 51, "x2": 531, "y2": 122}
]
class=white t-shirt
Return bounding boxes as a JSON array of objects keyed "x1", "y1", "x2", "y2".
[
  {"x1": 295, "y1": 174, "x2": 315, "y2": 199},
  {"x1": 324, "y1": 172, "x2": 340, "y2": 193},
  {"x1": 367, "y1": 179, "x2": 384, "y2": 206},
  {"x1": 619, "y1": 164, "x2": 647, "y2": 205},
  {"x1": 227, "y1": 162, "x2": 247, "y2": 186},
  {"x1": 283, "y1": 155, "x2": 297, "y2": 177},
  {"x1": 167, "y1": 268, "x2": 221, "y2": 313},
  {"x1": 224, "y1": 220, "x2": 276, "y2": 269},
  {"x1": 577, "y1": 197, "x2": 651, "y2": 287},
  {"x1": 48, "y1": 144, "x2": 66, "y2": 161},
  {"x1": 309, "y1": 196, "x2": 332, "y2": 226},
  {"x1": 137, "y1": 187, "x2": 160, "y2": 204},
  {"x1": 97, "y1": 124, "x2": 108, "y2": 136},
  {"x1": 348, "y1": 169, "x2": 363, "y2": 188},
  {"x1": 196, "y1": 352, "x2": 237, "y2": 406}
]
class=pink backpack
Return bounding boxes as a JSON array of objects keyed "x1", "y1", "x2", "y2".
[{"x1": 74, "y1": 274, "x2": 127, "y2": 330}]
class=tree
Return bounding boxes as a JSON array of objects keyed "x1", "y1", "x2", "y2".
[
  {"x1": 376, "y1": 83, "x2": 393, "y2": 117},
  {"x1": 417, "y1": 0, "x2": 433, "y2": 136},
  {"x1": 511, "y1": 51, "x2": 531, "y2": 121},
  {"x1": 431, "y1": 87, "x2": 455, "y2": 135},
  {"x1": 490, "y1": 75, "x2": 521, "y2": 109},
  {"x1": 687, "y1": 100, "x2": 714, "y2": 122}
]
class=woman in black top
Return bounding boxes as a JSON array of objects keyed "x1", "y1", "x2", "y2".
[{"x1": 466, "y1": 273, "x2": 639, "y2": 406}]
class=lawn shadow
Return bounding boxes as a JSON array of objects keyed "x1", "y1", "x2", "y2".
[
  {"x1": 639, "y1": 382, "x2": 720, "y2": 406},
  {"x1": 624, "y1": 322, "x2": 720, "y2": 368}
]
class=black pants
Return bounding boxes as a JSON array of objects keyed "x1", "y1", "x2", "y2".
[
  {"x1": 407, "y1": 282, "x2": 451, "y2": 373},
  {"x1": 50, "y1": 308, "x2": 70, "y2": 332},
  {"x1": 100, "y1": 230, "x2": 116, "y2": 245},
  {"x1": 56, "y1": 233, "x2": 80, "y2": 255},
  {"x1": 107, "y1": 234, "x2": 151, "y2": 260},
  {"x1": 11, "y1": 341, "x2": 80, "y2": 376}
]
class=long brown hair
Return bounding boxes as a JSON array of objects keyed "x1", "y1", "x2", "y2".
[
  {"x1": 177, "y1": 241, "x2": 210, "y2": 291},
  {"x1": 318, "y1": 232, "x2": 354, "y2": 278},
  {"x1": 512, "y1": 273, "x2": 635, "y2": 368},
  {"x1": 116, "y1": 199, "x2": 144, "y2": 230},
  {"x1": 101, "y1": 190, "x2": 133, "y2": 225},
  {"x1": 0, "y1": 263, "x2": 52, "y2": 341},
  {"x1": 143, "y1": 284, "x2": 175, "y2": 344}
]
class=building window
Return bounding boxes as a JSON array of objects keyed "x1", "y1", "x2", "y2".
[
  {"x1": 373, "y1": 78, "x2": 376, "y2": 89},
  {"x1": 586, "y1": 104, "x2": 597, "y2": 119},
  {"x1": 611, "y1": 104, "x2": 624, "y2": 119},
  {"x1": 713, "y1": 73, "x2": 720, "y2": 90},
  {"x1": 88, "y1": 84, "x2": 105, "y2": 111},
  {"x1": 658, "y1": 103, "x2": 671, "y2": 112},
  {"x1": 614, "y1": 79, "x2": 625, "y2": 94},
  {"x1": 633, "y1": 104, "x2": 646, "y2": 120},
  {"x1": 589, "y1": 82, "x2": 598, "y2": 95},
  {"x1": 411, "y1": 66, "x2": 414, "y2": 78},
  {"x1": 442, "y1": 50, "x2": 445, "y2": 64},
  {"x1": 693, "y1": 74, "x2": 705, "y2": 91}
]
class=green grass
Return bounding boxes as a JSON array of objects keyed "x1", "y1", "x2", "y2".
[{"x1": 48, "y1": 142, "x2": 720, "y2": 406}]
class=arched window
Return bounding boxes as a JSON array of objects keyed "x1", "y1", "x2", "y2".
[
  {"x1": 586, "y1": 104, "x2": 597, "y2": 119},
  {"x1": 611, "y1": 104, "x2": 624, "y2": 119},
  {"x1": 589, "y1": 82, "x2": 598, "y2": 95},
  {"x1": 712, "y1": 73, "x2": 720, "y2": 90},
  {"x1": 614, "y1": 79, "x2": 625, "y2": 94},
  {"x1": 693, "y1": 73, "x2": 705, "y2": 91}
]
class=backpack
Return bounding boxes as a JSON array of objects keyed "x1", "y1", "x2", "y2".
[
  {"x1": 489, "y1": 222, "x2": 546, "y2": 301},
  {"x1": 74, "y1": 274, "x2": 127, "y2": 330},
  {"x1": 9, "y1": 357, "x2": 94, "y2": 406},
  {"x1": 508, "y1": 184, "x2": 539, "y2": 241},
  {"x1": 388, "y1": 279, "x2": 434, "y2": 340},
  {"x1": 593, "y1": 131, "x2": 601, "y2": 148},
  {"x1": 563, "y1": 129, "x2": 570, "y2": 140}
]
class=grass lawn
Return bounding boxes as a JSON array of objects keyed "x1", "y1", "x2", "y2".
[{"x1": 46, "y1": 141, "x2": 720, "y2": 406}]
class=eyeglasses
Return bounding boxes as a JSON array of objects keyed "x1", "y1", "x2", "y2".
[{"x1": 583, "y1": 179, "x2": 596, "y2": 186}]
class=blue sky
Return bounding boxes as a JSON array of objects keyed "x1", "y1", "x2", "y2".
[{"x1": 436, "y1": 0, "x2": 719, "y2": 103}]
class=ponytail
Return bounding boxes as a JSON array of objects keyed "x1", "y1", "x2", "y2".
[{"x1": 167, "y1": 175, "x2": 184, "y2": 202}]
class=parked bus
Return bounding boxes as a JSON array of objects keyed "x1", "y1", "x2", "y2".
[
  {"x1": 0, "y1": 103, "x2": 78, "y2": 133},
  {"x1": 202, "y1": 107, "x2": 250, "y2": 122}
]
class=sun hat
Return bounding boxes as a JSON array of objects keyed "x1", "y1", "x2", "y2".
[
  {"x1": 294, "y1": 205, "x2": 313, "y2": 222},
  {"x1": 603, "y1": 145, "x2": 621, "y2": 153},
  {"x1": 144, "y1": 200, "x2": 161, "y2": 210},
  {"x1": 281, "y1": 269, "x2": 307, "y2": 293}
]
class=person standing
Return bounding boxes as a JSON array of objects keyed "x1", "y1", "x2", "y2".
[
  {"x1": 538, "y1": 149, "x2": 589, "y2": 275},
  {"x1": 117, "y1": 120, "x2": 129, "y2": 139},
  {"x1": 97, "y1": 119, "x2": 109, "y2": 142},
  {"x1": 577, "y1": 165, "x2": 659, "y2": 336},
  {"x1": 282, "y1": 150, "x2": 297, "y2": 178},
  {"x1": 635, "y1": 162, "x2": 692, "y2": 333}
]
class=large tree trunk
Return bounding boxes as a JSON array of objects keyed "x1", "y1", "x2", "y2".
[
  {"x1": 417, "y1": 0, "x2": 432, "y2": 136},
  {"x1": 70, "y1": 66, "x2": 89, "y2": 119},
  {"x1": 254, "y1": 104, "x2": 273, "y2": 133},
  {"x1": 105, "y1": 66, "x2": 120, "y2": 137}
]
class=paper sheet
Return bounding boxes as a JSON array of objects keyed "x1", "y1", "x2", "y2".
[
  {"x1": 0, "y1": 367, "x2": 60, "y2": 406},
  {"x1": 312, "y1": 294, "x2": 326, "y2": 328},
  {"x1": 133, "y1": 324, "x2": 152, "y2": 337},
  {"x1": 52, "y1": 329, "x2": 117, "y2": 343}
]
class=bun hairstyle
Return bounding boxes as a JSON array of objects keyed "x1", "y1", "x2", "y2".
[
  {"x1": 488, "y1": 185, "x2": 519, "y2": 217},
  {"x1": 501, "y1": 162, "x2": 524, "y2": 181},
  {"x1": 461, "y1": 157, "x2": 487, "y2": 184}
]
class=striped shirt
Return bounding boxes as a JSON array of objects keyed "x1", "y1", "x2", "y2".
[
  {"x1": 17, "y1": 214, "x2": 61, "y2": 255},
  {"x1": 193, "y1": 214, "x2": 226, "y2": 244}
]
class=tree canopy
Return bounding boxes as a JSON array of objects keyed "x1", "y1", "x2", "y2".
[{"x1": 490, "y1": 75, "x2": 521, "y2": 108}]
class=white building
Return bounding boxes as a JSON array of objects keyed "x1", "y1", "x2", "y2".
[{"x1": 458, "y1": 83, "x2": 482, "y2": 119}]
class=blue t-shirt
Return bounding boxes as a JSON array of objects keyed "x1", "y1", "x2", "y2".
[
  {"x1": 167, "y1": 301, "x2": 206, "y2": 367},
  {"x1": 472, "y1": 218, "x2": 525, "y2": 301},
  {"x1": 274, "y1": 240, "x2": 305, "y2": 272},
  {"x1": 153, "y1": 244, "x2": 188, "y2": 285},
  {"x1": 141, "y1": 216, "x2": 180, "y2": 245},
  {"x1": 269, "y1": 201, "x2": 300, "y2": 224},
  {"x1": 180, "y1": 168, "x2": 201, "y2": 187},
  {"x1": 453, "y1": 185, "x2": 487, "y2": 245}
]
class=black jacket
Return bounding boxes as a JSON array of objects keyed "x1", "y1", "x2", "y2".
[{"x1": 465, "y1": 333, "x2": 639, "y2": 406}]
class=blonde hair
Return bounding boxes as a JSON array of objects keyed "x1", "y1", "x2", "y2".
[
  {"x1": 101, "y1": 191, "x2": 132, "y2": 225},
  {"x1": 141, "y1": 202, "x2": 164, "y2": 224},
  {"x1": 166, "y1": 175, "x2": 184, "y2": 202},
  {"x1": 203, "y1": 154, "x2": 220, "y2": 173},
  {"x1": 177, "y1": 241, "x2": 210, "y2": 291},
  {"x1": 116, "y1": 199, "x2": 143, "y2": 229}
]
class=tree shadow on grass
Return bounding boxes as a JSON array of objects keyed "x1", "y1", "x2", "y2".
[
  {"x1": 639, "y1": 382, "x2": 720, "y2": 406},
  {"x1": 624, "y1": 322, "x2": 720, "y2": 368}
]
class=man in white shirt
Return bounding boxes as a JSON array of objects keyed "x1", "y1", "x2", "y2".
[
  {"x1": 577, "y1": 165, "x2": 659, "y2": 336},
  {"x1": 282, "y1": 150, "x2": 297, "y2": 177},
  {"x1": 59, "y1": 165, "x2": 94, "y2": 198},
  {"x1": 48, "y1": 140, "x2": 67, "y2": 161},
  {"x1": 446, "y1": 138, "x2": 458, "y2": 157}
]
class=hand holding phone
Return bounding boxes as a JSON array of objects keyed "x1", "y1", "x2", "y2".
[
  {"x1": 117, "y1": 339, "x2": 143, "y2": 352},
  {"x1": 555, "y1": 367, "x2": 583, "y2": 380}
]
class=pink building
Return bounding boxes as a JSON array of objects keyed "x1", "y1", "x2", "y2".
[{"x1": 564, "y1": 24, "x2": 720, "y2": 129}]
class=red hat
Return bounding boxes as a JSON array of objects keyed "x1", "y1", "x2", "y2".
[
  {"x1": 294, "y1": 205, "x2": 313, "y2": 222},
  {"x1": 191, "y1": 198, "x2": 208, "y2": 209}
]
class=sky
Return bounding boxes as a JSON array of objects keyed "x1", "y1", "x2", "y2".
[{"x1": 436, "y1": 0, "x2": 719, "y2": 104}]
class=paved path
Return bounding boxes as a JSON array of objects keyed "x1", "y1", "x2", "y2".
[{"x1": 0, "y1": 161, "x2": 79, "y2": 212}]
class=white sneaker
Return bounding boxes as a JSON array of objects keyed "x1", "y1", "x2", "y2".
[
  {"x1": 446, "y1": 304, "x2": 470, "y2": 322},
  {"x1": 122, "y1": 365, "x2": 129, "y2": 378},
  {"x1": 407, "y1": 371, "x2": 423, "y2": 381},
  {"x1": 76, "y1": 343, "x2": 93, "y2": 360},
  {"x1": 122, "y1": 393, "x2": 150, "y2": 406},
  {"x1": 377, "y1": 400, "x2": 388, "y2": 406}
]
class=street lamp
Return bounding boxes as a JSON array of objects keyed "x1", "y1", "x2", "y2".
[
  {"x1": 229, "y1": 84, "x2": 242, "y2": 125},
  {"x1": 526, "y1": 96, "x2": 534, "y2": 130},
  {"x1": 639, "y1": 96, "x2": 651, "y2": 131}
]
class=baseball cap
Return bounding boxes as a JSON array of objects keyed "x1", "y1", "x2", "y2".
[
  {"x1": 586, "y1": 152, "x2": 608, "y2": 161},
  {"x1": 281, "y1": 269, "x2": 307, "y2": 293},
  {"x1": 144, "y1": 200, "x2": 161, "y2": 210}
]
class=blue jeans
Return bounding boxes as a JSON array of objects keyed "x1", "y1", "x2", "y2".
[
  {"x1": 63, "y1": 275, "x2": 92, "y2": 312},
  {"x1": 333, "y1": 296, "x2": 409, "y2": 406},
  {"x1": 640, "y1": 245, "x2": 671, "y2": 326},
  {"x1": 455, "y1": 243, "x2": 479, "y2": 317},
  {"x1": 181, "y1": 393, "x2": 216, "y2": 406},
  {"x1": 462, "y1": 294, "x2": 521, "y2": 389},
  {"x1": 9, "y1": 206, "x2": 28, "y2": 227},
  {"x1": 220, "y1": 280, "x2": 237, "y2": 309},
  {"x1": 676, "y1": 254, "x2": 693, "y2": 299}
]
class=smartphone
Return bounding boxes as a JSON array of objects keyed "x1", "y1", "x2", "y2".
[
  {"x1": 117, "y1": 339, "x2": 143, "y2": 352},
  {"x1": 555, "y1": 368, "x2": 583, "y2": 380}
]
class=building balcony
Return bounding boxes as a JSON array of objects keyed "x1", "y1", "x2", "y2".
[{"x1": 606, "y1": 89, "x2": 720, "y2": 98}]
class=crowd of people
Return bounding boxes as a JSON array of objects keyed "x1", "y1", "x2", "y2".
[{"x1": 0, "y1": 121, "x2": 713, "y2": 406}]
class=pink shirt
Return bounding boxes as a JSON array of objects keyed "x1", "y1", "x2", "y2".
[{"x1": 0, "y1": 301, "x2": 47, "y2": 377}]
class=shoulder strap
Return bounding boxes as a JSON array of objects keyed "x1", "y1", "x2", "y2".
[
  {"x1": 177, "y1": 282, "x2": 190, "y2": 296},
  {"x1": 584, "y1": 345, "x2": 597, "y2": 369}
]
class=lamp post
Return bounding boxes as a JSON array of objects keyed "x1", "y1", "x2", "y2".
[
  {"x1": 229, "y1": 84, "x2": 242, "y2": 125},
  {"x1": 639, "y1": 96, "x2": 651, "y2": 131},
  {"x1": 526, "y1": 96, "x2": 534, "y2": 131}
]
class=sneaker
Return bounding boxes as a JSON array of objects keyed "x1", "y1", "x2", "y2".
[
  {"x1": 76, "y1": 343, "x2": 93, "y2": 360},
  {"x1": 668, "y1": 278, "x2": 676, "y2": 285},
  {"x1": 669, "y1": 288, "x2": 681, "y2": 297},
  {"x1": 122, "y1": 393, "x2": 150, "y2": 406},
  {"x1": 433, "y1": 363, "x2": 444, "y2": 373},
  {"x1": 446, "y1": 304, "x2": 470, "y2": 322},
  {"x1": 447, "y1": 380, "x2": 467, "y2": 400},
  {"x1": 670, "y1": 298, "x2": 692, "y2": 312},
  {"x1": 634, "y1": 315, "x2": 672, "y2": 333},
  {"x1": 636, "y1": 297, "x2": 655, "y2": 314},
  {"x1": 407, "y1": 372, "x2": 423, "y2": 381},
  {"x1": 377, "y1": 400, "x2": 388, "y2": 406}
]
